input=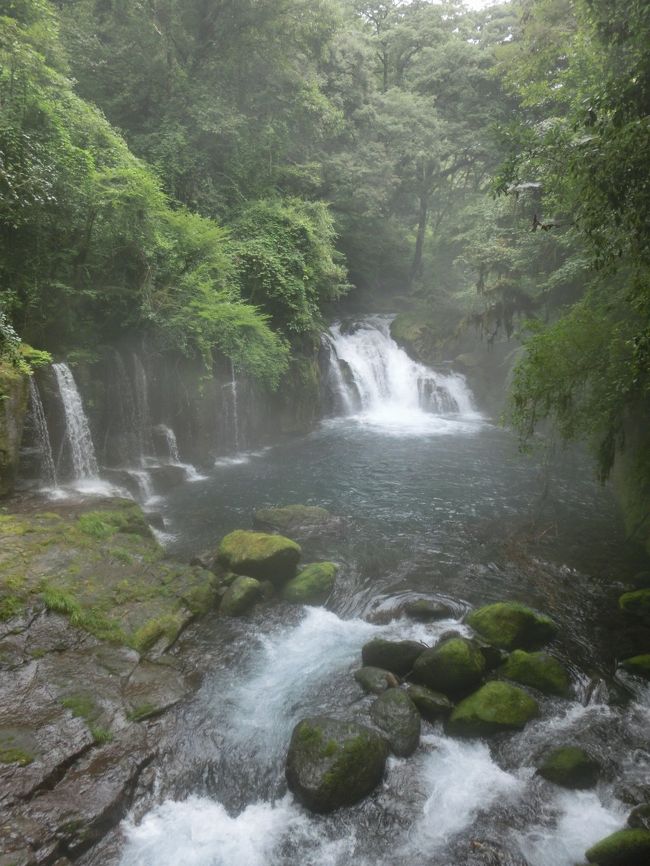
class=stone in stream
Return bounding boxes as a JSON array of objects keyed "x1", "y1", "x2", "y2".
[
  {"x1": 406, "y1": 684, "x2": 454, "y2": 722},
  {"x1": 285, "y1": 717, "x2": 389, "y2": 813},
  {"x1": 585, "y1": 829, "x2": 650, "y2": 865},
  {"x1": 412, "y1": 638, "x2": 486, "y2": 697},
  {"x1": 500, "y1": 650, "x2": 571, "y2": 697},
  {"x1": 361, "y1": 638, "x2": 426, "y2": 677},
  {"x1": 619, "y1": 589, "x2": 650, "y2": 625},
  {"x1": 216, "y1": 529, "x2": 301, "y2": 586},
  {"x1": 446, "y1": 681, "x2": 539, "y2": 737},
  {"x1": 403, "y1": 599, "x2": 454, "y2": 622},
  {"x1": 536, "y1": 747, "x2": 601, "y2": 789},
  {"x1": 283, "y1": 562, "x2": 338, "y2": 605},
  {"x1": 219, "y1": 576, "x2": 263, "y2": 616},
  {"x1": 628, "y1": 804, "x2": 650, "y2": 831},
  {"x1": 253, "y1": 505, "x2": 344, "y2": 540},
  {"x1": 618, "y1": 653, "x2": 650, "y2": 679},
  {"x1": 467, "y1": 602, "x2": 558, "y2": 651},
  {"x1": 354, "y1": 667, "x2": 400, "y2": 695},
  {"x1": 369, "y1": 689, "x2": 421, "y2": 757}
]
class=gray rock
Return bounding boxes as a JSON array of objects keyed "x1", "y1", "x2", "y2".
[
  {"x1": 361, "y1": 638, "x2": 426, "y2": 677},
  {"x1": 370, "y1": 689, "x2": 420, "y2": 757}
]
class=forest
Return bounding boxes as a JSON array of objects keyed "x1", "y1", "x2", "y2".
[{"x1": 1, "y1": 2, "x2": 650, "y2": 865}]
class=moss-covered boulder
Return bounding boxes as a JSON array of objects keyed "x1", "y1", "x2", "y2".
[
  {"x1": 619, "y1": 590, "x2": 650, "y2": 625},
  {"x1": 619, "y1": 654, "x2": 650, "y2": 679},
  {"x1": 354, "y1": 667, "x2": 400, "y2": 695},
  {"x1": 253, "y1": 505, "x2": 343, "y2": 540},
  {"x1": 412, "y1": 638, "x2": 486, "y2": 697},
  {"x1": 283, "y1": 562, "x2": 338, "y2": 605},
  {"x1": 537, "y1": 747, "x2": 601, "y2": 789},
  {"x1": 220, "y1": 576, "x2": 263, "y2": 617},
  {"x1": 467, "y1": 602, "x2": 558, "y2": 651},
  {"x1": 361, "y1": 638, "x2": 425, "y2": 677},
  {"x1": 585, "y1": 829, "x2": 650, "y2": 865},
  {"x1": 403, "y1": 599, "x2": 454, "y2": 622},
  {"x1": 500, "y1": 650, "x2": 570, "y2": 697},
  {"x1": 285, "y1": 717, "x2": 388, "y2": 813},
  {"x1": 628, "y1": 804, "x2": 650, "y2": 831},
  {"x1": 216, "y1": 530, "x2": 301, "y2": 586},
  {"x1": 447, "y1": 681, "x2": 539, "y2": 738},
  {"x1": 370, "y1": 689, "x2": 420, "y2": 757},
  {"x1": 406, "y1": 684, "x2": 454, "y2": 722}
]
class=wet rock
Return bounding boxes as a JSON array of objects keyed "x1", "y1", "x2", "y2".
[
  {"x1": 585, "y1": 829, "x2": 650, "y2": 865},
  {"x1": 403, "y1": 599, "x2": 454, "y2": 622},
  {"x1": 628, "y1": 804, "x2": 650, "y2": 831},
  {"x1": 500, "y1": 650, "x2": 571, "y2": 697},
  {"x1": 630, "y1": 571, "x2": 650, "y2": 589},
  {"x1": 283, "y1": 562, "x2": 338, "y2": 605},
  {"x1": 537, "y1": 747, "x2": 601, "y2": 789},
  {"x1": 476, "y1": 641, "x2": 507, "y2": 671},
  {"x1": 618, "y1": 654, "x2": 650, "y2": 679},
  {"x1": 412, "y1": 638, "x2": 486, "y2": 697},
  {"x1": 406, "y1": 684, "x2": 454, "y2": 721},
  {"x1": 122, "y1": 659, "x2": 187, "y2": 721},
  {"x1": 147, "y1": 464, "x2": 187, "y2": 494},
  {"x1": 361, "y1": 638, "x2": 426, "y2": 677},
  {"x1": 285, "y1": 716, "x2": 388, "y2": 813},
  {"x1": 370, "y1": 689, "x2": 420, "y2": 757},
  {"x1": 216, "y1": 530, "x2": 301, "y2": 585},
  {"x1": 619, "y1": 589, "x2": 650, "y2": 625},
  {"x1": 253, "y1": 505, "x2": 344, "y2": 540},
  {"x1": 219, "y1": 576, "x2": 263, "y2": 616},
  {"x1": 354, "y1": 667, "x2": 400, "y2": 695},
  {"x1": 447, "y1": 682, "x2": 539, "y2": 738},
  {"x1": 467, "y1": 602, "x2": 558, "y2": 651}
]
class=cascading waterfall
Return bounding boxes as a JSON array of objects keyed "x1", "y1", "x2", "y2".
[
  {"x1": 28, "y1": 378, "x2": 58, "y2": 486},
  {"x1": 52, "y1": 363, "x2": 99, "y2": 480},
  {"x1": 133, "y1": 353, "x2": 154, "y2": 462},
  {"x1": 157, "y1": 424, "x2": 181, "y2": 463},
  {"x1": 326, "y1": 316, "x2": 478, "y2": 429},
  {"x1": 229, "y1": 361, "x2": 241, "y2": 452}
]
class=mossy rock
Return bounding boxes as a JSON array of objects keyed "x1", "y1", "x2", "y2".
[
  {"x1": 361, "y1": 638, "x2": 425, "y2": 677},
  {"x1": 537, "y1": 747, "x2": 601, "y2": 789},
  {"x1": 403, "y1": 599, "x2": 454, "y2": 622},
  {"x1": 253, "y1": 505, "x2": 341, "y2": 539},
  {"x1": 585, "y1": 829, "x2": 650, "y2": 864},
  {"x1": 500, "y1": 650, "x2": 570, "y2": 697},
  {"x1": 447, "y1": 681, "x2": 539, "y2": 738},
  {"x1": 467, "y1": 602, "x2": 558, "y2": 651},
  {"x1": 285, "y1": 716, "x2": 388, "y2": 813},
  {"x1": 619, "y1": 654, "x2": 650, "y2": 679},
  {"x1": 216, "y1": 530, "x2": 301, "y2": 586},
  {"x1": 628, "y1": 804, "x2": 650, "y2": 831},
  {"x1": 370, "y1": 689, "x2": 420, "y2": 757},
  {"x1": 219, "y1": 576, "x2": 263, "y2": 617},
  {"x1": 283, "y1": 562, "x2": 338, "y2": 605},
  {"x1": 619, "y1": 590, "x2": 650, "y2": 625},
  {"x1": 354, "y1": 667, "x2": 400, "y2": 695},
  {"x1": 406, "y1": 684, "x2": 454, "y2": 722},
  {"x1": 412, "y1": 638, "x2": 486, "y2": 697}
]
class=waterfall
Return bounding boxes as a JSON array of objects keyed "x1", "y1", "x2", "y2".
[
  {"x1": 52, "y1": 363, "x2": 99, "y2": 480},
  {"x1": 327, "y1": 316, "x2": 477, "y2": 424},
  {"x1": 133, "y1": 354, "x2": 154, "y2": 462},
  {"x1": 230, "y1": 361, "x2": 241, "y2": 452},
  {"x1": 157, "y1": 424, "x2": 181, "y2": 463},
  {"x1": 28, "y1": 378, "x2": 58, "y2": 486}
]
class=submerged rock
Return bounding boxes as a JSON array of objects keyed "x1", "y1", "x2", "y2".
[
  {"x1": 447, "y1": 681, "x2": 539, "y2": 737},
  {"x1": 354, "y1": 667, "x2": 400, "y2": 695},
  {"x1": 216, "y1": 529, "x2": 301, "y2": 585},
  {"x1": 585, "y1": 829, "x2": 650, "y2": 865},
  {"x1": 467, "y1": 602, "x2": 558, "y2": 651},
  {"x1": 403, "y1": 599, "x2": 454, "y2": 622},
  {"x1": 619, "y1": 654, "x2": 650, "y2": 679},
  {"x1": 283, "y1": 562, "x2": 338, "y2": 605},
  {"x1": 361, "y1": 638, "x2": 425, "y2": 677},
  {"x1": 406, "y1": 684, "x2": 454, "y2": 722},
  {"x1": 253, "y1": 504, "x2": 344, "y2": 540},
  {"x1": 619, "y1": 590, "x2": 650, "y2": 625},
  {"x1": 500, "y1": 650, "x2": 571, "y2": 697},
  {"x1": 285, "y1": 717, "x2": 388, "y2": 813},
  {"x1": 537, "y1": 747, "x2": 601, "y2": 789},
  {"x1": 370, "y1": 689, "x2": 420, "y2": 757},
  {"x1": 412, "y1": 638, "x2": 486, "y2": 697},
  {"x1": 219, "y1": 576, "x2": 263, "y2": 616}
]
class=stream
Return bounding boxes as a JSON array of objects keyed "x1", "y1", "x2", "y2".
[{"x1": 107, "y1": 318, "x2": 648, "y2": 866}]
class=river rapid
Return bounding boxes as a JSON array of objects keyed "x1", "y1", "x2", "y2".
[{"x1": 108, "y1": 318, "x2": 648, "y2": 866}]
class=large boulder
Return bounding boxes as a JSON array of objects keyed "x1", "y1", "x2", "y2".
[
  {"x1": 219, "y1": 576, "x2": 263, "y2": 616},
  {"x1": 285, "y1": 717, "x2": 388, "y2": 813},
  {"x1": 403, "y1": 599, "x2": 454, "y2": 622},
  {"x1": 283, "y1": 562, "x2": 338, "y2": 605},
  {"x1": 354, "y1": 667, "x2": 400, "y2": 695},
  {"x1": 618, "y1": 654, "x2": 650, "y2": 680},
  {"x1": 500, "y1": 650, "x2": 570, "y2": 697},
  {"x1": 628, "y1": 804, "x2": 650, "y2": 831},
  {"x1": 216, "y1": 530, "x2": 301, "y2": 586},
  {"x1": 361, "y1": 638, "x2": 425, "y2": 677},
  {"x1": 369, "y1": 689, "x2": 420, "y2": 757},
  {"x1": 585, "y1": 829, "x2": 650, "y2": 865},
  {"x1": 537, "y1": 747, "x2": 601, "y2": 789},
  {"x1": 412, "y1": 638, "x2": 486, "y2": 697},
  {"x1": 467, "y1": 602, "x2": 558, "y2": 651},
  {"x1": 619, "y1": 590, "x2": 650, "y2": 625},
  {"x1": 447, "y1": 681, "x2": 539, "y2": 738},
  {"x1": 253, "y1": 505, "x2": 343, "y2": 540},
  {"x1": 406, "y1": 684, "x2": 454, "y2": 722}
]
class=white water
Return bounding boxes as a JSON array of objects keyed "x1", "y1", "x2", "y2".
[
  {"x1": 133, "y1": 354, "x2": 154, "y2": 463},
  {"x1": 327, "y1": 317, "x2": 481, "y2": 434},
  {"x1": 230, "y1": 361, "x2": 241, "y2": 452},
  {"x1": 29, "y1": 378, "x2": 58, "y2": 486},
  {"x1": 157, "y1": 424, "x2": 181, "y2": 463},
  {"x1": 52, "y1": 363, "x2": 99, "y2": 480}
]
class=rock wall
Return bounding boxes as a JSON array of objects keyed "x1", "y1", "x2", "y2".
[{"x1": 0, "y1": 360, "x2": 29, "y2": 496}]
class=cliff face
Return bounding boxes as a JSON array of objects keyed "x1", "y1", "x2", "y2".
[{"x1": 0, "y1": 361, "x2": 29, "y2": 497}]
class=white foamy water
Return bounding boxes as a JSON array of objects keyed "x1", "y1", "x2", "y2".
[{"x1": 52, "y1": 362, "x2": 100, "y2": 480}]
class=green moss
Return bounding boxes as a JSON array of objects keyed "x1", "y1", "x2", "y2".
[
  {"x1": 537, "y1": 746, "x2": 601, "y2": 789},
  {"x1": 217, "y1": 530, "x2": 301, "y2": 584},
  {"x1": 61, "y1": 695, "x2": 97, "y2": 722},
  {"x1": 0, "y1": 747, "x2": 33, "y2": 766},
  {"x1": 130, "y1": 612, "x2": 185, "y2": 652},
  {"x1": 501, "y1": 650, "x2": 570, "y2": 697},
  {"x1": 412, "y1": 638, "x2": 485, "y2": 696},
  {"x1": 42, "y1": 587, "x2": 82, "y2": 617},
  {"x1": 467, "y1": 602, "x2": 558, "y2": 651},
  {"x1": 0, "y1": 594, "x2": 25, "y2": 621},
  {"x1": 586, "y1": 829, "x2": 650, "y2": 864},
  {"x1": 110, "y1": 547, "x2": 135, "y2": 565},
  {"x1": 619, "y1": 589, "x2": 650, "y2": 624},
  {"x1": 447, "y1": 681, "x2": 539, "y2": 737},
  {"x1": 283, "y1": 561, "x2": 338, "y2": 605},
  {"x1": 255, "y1": 505, "x2": 331, "y2": 530},
  {"x1": 296, "y1": 722, "x2": 323, "y2": 748},
  {"x1": 620, "y1": 654, "x2": 650, "y2": 679},
  {"x1": 127, "y1": 703, "x2": 160, "y2": 722},
  {"x1": 90, "y1": 726, "x2": 113, "y2": 745}
]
